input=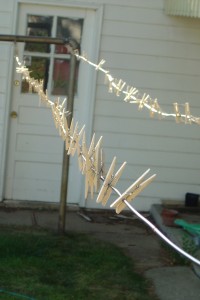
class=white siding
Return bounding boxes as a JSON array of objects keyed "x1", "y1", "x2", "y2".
[
  {"x1": 91, "y1": 0, "x2": 200, "y2": 210},
  {"x1": 1, "y1": 0, "x2": 200, "y2": 211}
]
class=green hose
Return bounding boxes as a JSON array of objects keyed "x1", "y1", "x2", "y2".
[{"x1": 0, "y1": 288, "x2": 35, "y2": 299}]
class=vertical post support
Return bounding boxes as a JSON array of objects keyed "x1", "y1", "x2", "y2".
[{"x1": 58, "y1": 54, "x2": 77, "y2": 234}]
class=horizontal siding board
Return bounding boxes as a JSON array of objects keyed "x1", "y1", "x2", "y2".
[
  {"x1": 101, "y1": 52, "x2": 200, "y2": 76},
  {"x1": 96, "y1": 85, "x2": 200, "y2": 109},
  {"x1": 94, "y1": 115, "x2": 200, "y2": 139},
  {"x1": 95, "y1": 98, "x2": 200, "y2": 122},
  {"x1": 104, "y1": 4, "x2": 200, "y2": 28},
  {"x1": 102, "y1": 20, "x2": 200, "y2": 45},
  {"x1": 94, "y1": 130, "x2": 200, "y2": 155},
  {"x1": 100, "y1": 147, "x2": 200, "y2": 170},
  {"x1": 97, "y1": 69, "x2": 200, "y2": 93},
  {"x1": 101, "y1": 36, "x2": 200, "y2": 60}
]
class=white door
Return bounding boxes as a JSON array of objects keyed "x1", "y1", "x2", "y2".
[{"x1": 4, "y1": 3, "x2": 99, "y2": 204}]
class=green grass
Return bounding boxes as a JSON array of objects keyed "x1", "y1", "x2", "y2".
[{"x1": 0, "y1": 227, "x2": 157, "y2": 300}]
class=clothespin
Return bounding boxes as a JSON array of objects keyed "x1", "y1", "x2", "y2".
[
  {"x1": 60, "y1": 98, "x2": 67, "y2": 110},
  {"x1": 110, "y1": 169, "x2": 156, "y2": 214},
  {"x1": 96, "y1": 59, "x2": 106, "y2": 70},
  {"x1": 51, "y1": 103, "x2": 58, "y2": 128},
  {"x1": 82, "y1": 134, "x2": 95, "y2": 199},
  {"x1": 60, "y1": 108, "x2": 66, "y2": 141},
  {"x1": 173, "y1": 102, "x2": 182, "y2": 123},
  {"x1": 150, "y1": 99, "x2": 162, "y2": 119},
  {"x1": 106, "y1": 74, "x2": 114, "y2": 93},
  {"x1": 96, "y1": 157, "x2": 126, "y2": 206},
  {"x1": 60, "y1": 110, "x2": 69, "y2": 140},
  {"x1": 93, "y1": 136, "x2": 103, "y2": 192},
  {"x1": 138, "y1": 93, "x2": 149, "y2": 110},
  {"x1": 184, "y1": 102, "x2": 191, "y2": 124},
  {"x1": 114, "y1": 79, "x2": 126, "y2": 96},
  {"x1": 68, "y1": 123, "x2": 85, "y2": 156},
  {"x1": 40, "y1": 87, "x2": 50, "y2": 106},
  {"x1": 124, "y1": 86, "x2": 138, "y2": 102},
  {"x1": 99, "y1": 149, "x2": 106, "y2": 177},
  {"x1": 84, "y1": 133, "x2": 97, "y2": 198},
  {"x1": 88, "y1": 133, "x2": 96, "y2": 158},
  {"x1": 150, "y1": 99, "x2": 157, "y2": 118},
  {"x1": 67, "y1": 122, "x2": 78, "y2": 155},
  {"x1": 76, "y1": 136, "x2": 85, "y2": 171},
  {"x1": 81, "y1": 132, "x2": 88, "y2": 174},
  {"x1": 58, "y1": 108, "x2": 67, "y2": 139},
  {"x1": 65, "y1": 118, "x2": 74, "y2": 151}
]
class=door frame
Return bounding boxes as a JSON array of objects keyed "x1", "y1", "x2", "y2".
[{"x1": 1, "y1": 0, "x2": 103, "y2": 208}]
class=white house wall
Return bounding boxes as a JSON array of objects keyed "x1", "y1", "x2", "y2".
[
  {"x1": 86, "y1": 0, "x2": 200, "y2": 210},
  {"x1": 0, "y1": 0, "x2": 200, "y2": 211}
]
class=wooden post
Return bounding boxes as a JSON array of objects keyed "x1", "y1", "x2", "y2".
[{"x1": 58, "y1": 54, "x2": 77, "y2": 234}]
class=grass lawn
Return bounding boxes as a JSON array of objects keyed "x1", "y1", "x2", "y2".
[{"x1": 0, "y1": 227, "x2": 157, "y2": 300}]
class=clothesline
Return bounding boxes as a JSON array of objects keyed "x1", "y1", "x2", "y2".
[
  {"x1": 72, "y1": 50, "x2": 200, "y2": 125},
  {"x1": 15, "y1": 56, "x2": 200, "y2": 267}
]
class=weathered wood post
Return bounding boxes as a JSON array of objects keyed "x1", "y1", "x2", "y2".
[{"x1": 58, "y1": 53, "x2": 77, "y2": 234}]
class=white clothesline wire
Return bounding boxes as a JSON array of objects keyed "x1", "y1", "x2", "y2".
[
  {"x1": 72, "y1": 50, "x2": 200, "y2": 125},
  {"x1": 15, "y1": 56, "x2": 200, "y2": 267}
]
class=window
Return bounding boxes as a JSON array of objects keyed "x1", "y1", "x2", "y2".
[{"x1": 22, "y1": 14, "x2": 83, "y2": 95}]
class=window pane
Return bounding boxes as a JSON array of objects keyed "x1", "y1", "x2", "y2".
[
  {"x1": 21, "y1": 57, "x2": 50, "y2": 93},
  {"x1": 52, "y1": 59, "x2": 79, "y2": 96},
  {"x1": 55, "y1": 17, "x2": 83, "y2": 54},
  {"x1": 25, "y1": 15, "x2": 53, "y2": 53}
]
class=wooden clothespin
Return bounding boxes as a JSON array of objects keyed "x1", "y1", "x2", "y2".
[
  {"x1": 82, "y1": 134, "x2": 95, "y2": 199},
  {"x1": 67, "y1": 122, "x2": 79, "y2": 156},
  {"x1": 96, "y1": 157, "x2": 126, "y2": 206},
  {"x1": 83, "y1": 133, "x2": 101, "y2": 199},
  {"x1": 58, "y1": 108, "x2": 68, "y2": 140},
  {"x1": 173, "y1": 102, "x2": 182, "y2": 123},
  {"x1": 138, "y1": 93, "x2": 149, "y2": 110},
  {"x1": 150, "y1": 99, "x2": 157, "y2": 118},
  {"x1": 114, "y1": 79, "x2": 126, "y2": 96},
  {"x1": 68, "y1": 123, "x2": 85, "y2": 156},
  {"x1": 93, "y1": 136, "x2": 103, "y2": 192},
  {"x1": 110, "y1": 169, "x2": 156, "y2": 214},
  {"x1": 99, "y1": 149, "x2": 106, "y2": 177},
  {"x1": 59, "y1": 108, "x2": 66, "y2": 140},
  {"x1": 96, "y1": 59, "x2": 106, "y2": 70},
  {"x1": 51, "y1": 103, "x2": 59, "y2": 128},
  {"x1": 88, "y1": 133, "x2": 96, "y2": 159},
  {"x1": 184, "y1": 102, "x2": 191, "y2": 124},
  {"x1": 150, "y1": 99, "x2": 162, "y2": 119},
  {"x1": 65, "y1": 118, "x2": 74, "y2": 151},
  {"x1": 106, "y1": 74, "x2": 114, "y2": 93},
  {"x1": 124, "y1": 86, "x2": 138, "y2": 102},
  {"x1": 76, "y1": 138, "x2": 84, "y2": 172},
  {"x1": 81, "y1": 132, "x2": 88, "y2": 175}
]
